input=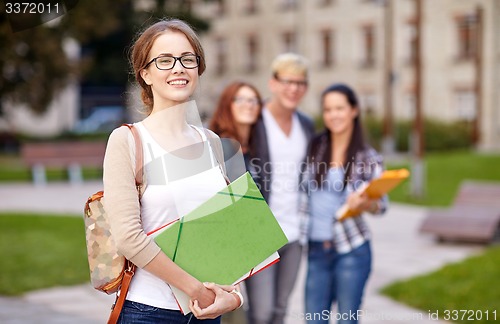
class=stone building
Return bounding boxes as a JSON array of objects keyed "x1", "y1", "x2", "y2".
[{"x1": 193, "y1": 0, "x2": 500, "y2": 151}]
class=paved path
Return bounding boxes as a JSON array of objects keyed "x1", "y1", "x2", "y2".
[
  {"x1": 0, "y1": 181, "x2": 102, "y2": 215},
  {"x1": 0, "y1": 182, "x2": 482, "y2": 323}
]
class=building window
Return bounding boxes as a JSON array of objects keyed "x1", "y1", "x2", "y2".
[
  {"x1": 456, "y1": 14, "x2": 478, "y2": 61},
  {"x1": 405, "y1": 92, "x2": 416, "y2": 119},
  {"x1": 360, "y1": 25, "x2": 376, "y2": 68},
  {"x1": 279, "y1": 0, "x2": 298, "y2": 11},
  {"x1": 245, "y1": 34, "x2": 258, "y2": 72},
  {"x1": 181, "y1": 0, "x2": 193, "y2": 12},
  {"x1": 360, "y1": 92, "x2": 377, "y2": 116},
  {"x1": 317, "y1": 0, "x2": 334, "y2": 7},
  {"x1": 320, "y1": 29, "x2": 334, "y2": 67},
  {"x1": 215, "y1": 37, "x2": 227, "y2": 75},
  {"x1": 215, "y1": 0, "x2": 226, "y2": 16},
  {"x1": 282, "y1": 31, "x2": 297, "y2": 53},
  {"x1": 244, "y1": 0, "x2": 258, "y2": 14},
  {"x1": 405, "y1": 20, "x2": 417, "y2": 65},
  {"x1": 454, "y1": 89, "x2": 476, "y2": 121}
]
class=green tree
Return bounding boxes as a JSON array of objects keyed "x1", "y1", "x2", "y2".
[
  {"x1": 1, "y1": 10, "x2": 70, "y2": 114},
  {"x1": 0, "y1": 0, "x2": 209, "y2": 116}
]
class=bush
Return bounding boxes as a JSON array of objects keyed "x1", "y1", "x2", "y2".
[
  {"x1": 423, "y1": 119, "x2": 472, "y2": 151},
  {"x1": 363, "y1": 118, "x2": 473, "y2": 152},
  {"x1": 18, "y1": 131, "x2": 110, "y2": 144},
  {"x1": 313, "y1": 115, "x2": 324, "y2": 132},
  {"x1": 362, "y1": 116, "x2": 383, "y2": 150}
]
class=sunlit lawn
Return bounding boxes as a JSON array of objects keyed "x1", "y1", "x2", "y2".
[
  {"x1": 382, "y1": 246, "x2": 500, "y2": 323},
  {"x1": 384, "y1": 150, "x2": 500, "y2": 323},
  {"x1": 387, "y1": 150, "x2": 500, "y2": 206},
  {"x1": 0, "y1": 214, "x2": 89, "y2": 295}
]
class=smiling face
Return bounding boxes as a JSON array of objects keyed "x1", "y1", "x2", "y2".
[
  {"x1": 230, "y1": 86, "x2": 261, "y2": 127},
  {"x1": 140, "y1": 31, "x2": 199, "y2": 110},
  {"x1": 322, "y1": 91, "x2": 359, "y2": 136},
  {"x1": 269, "y1": 72, "x2": 308, "y2": 111}
]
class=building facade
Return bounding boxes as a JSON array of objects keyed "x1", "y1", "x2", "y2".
[{"x1": 193, "y1": 0, "x2": 500, "y2": 151}]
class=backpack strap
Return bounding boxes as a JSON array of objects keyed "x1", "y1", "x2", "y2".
[
  {"x1": 107, "y1": 124, "x2": 142, "y2": 324},
  {"x1": 201, "y1": 127, "x2": 230, "y2": 185},
  {"x1": 122, "y1": 123, "x2": 144, "y2": 191},
  {"x1": 108, "y1": 261, "x2": 134, "y2": 324}
]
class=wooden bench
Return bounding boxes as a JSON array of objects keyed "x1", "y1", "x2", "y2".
[
  {"x1": 419, "y1": 181, "x2": 500, "y2": 243},
  {"x1": 21, "y1": 141, "x2": 106, "y2": 186}
]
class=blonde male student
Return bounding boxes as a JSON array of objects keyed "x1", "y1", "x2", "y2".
[{"x1": 245, "y1": 53, "x2": 315, "y2": 324}]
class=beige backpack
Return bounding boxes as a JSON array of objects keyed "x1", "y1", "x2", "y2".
[{"x1": 83, "y1": 124, "x2": 143, "y2": 323}]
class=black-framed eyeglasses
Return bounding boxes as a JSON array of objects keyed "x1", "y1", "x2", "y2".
[
  {"x1": 233, "y1": 96, "x2": 261, "y2": 106},
  {"x1": 274, "y1": 74, "x2": 308, "y2": 88},
  {"x1": 144, "y1": 54, "x2": 200, "y2": 70}
]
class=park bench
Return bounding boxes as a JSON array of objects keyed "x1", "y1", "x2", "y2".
[
  {"x1": 21, "y1": 141, "x2": 106, "y2": 186},
  {"x1": 419, "y1": 181, "x2": 500, "y2": 243}
]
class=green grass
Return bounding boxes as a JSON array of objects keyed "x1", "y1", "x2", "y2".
[
  {"x1": 2, "y1": 151, "x2": 500, "y2": 198},
  {"x1": 0, "y1": 214, "x2": 90, "y2": 295},
  {"x1": 381, "y1": 246, "x2": 500, "y2": 323},
  {"x1": 387, "y1": 150, "x2": 500, "y2": 206},
  {"x1": 383, "y1": 150, "x2": 500, "y2": 322}
]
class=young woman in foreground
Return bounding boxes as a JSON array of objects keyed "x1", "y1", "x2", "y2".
[{"x1": 103, "y1": 19, "x2": 242, "y2": 323}]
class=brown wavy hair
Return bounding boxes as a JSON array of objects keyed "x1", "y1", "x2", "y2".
[
  {"x1": 209, "y1": 81, "x2": 263, "y2": 144},
  {"x1": 129, "y1": 19, "x2": 206, "y2": 114}
]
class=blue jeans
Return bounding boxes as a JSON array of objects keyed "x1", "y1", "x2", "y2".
[
  {"x1": 118, "y1": 300, "x2": 221, "y2": 324},
  {"x1": 305, "y1": 241, "x2": 371, "y2": 324}
]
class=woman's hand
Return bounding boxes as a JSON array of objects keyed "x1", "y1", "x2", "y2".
[
  {"x1": 346, "y1": 191, "x2": 379, "y2": 214},
  {"x1": 189, "y1": 283, "x2": 241, "y2": 319},
  {"x1": 189, "y1": 282, "x2": 217, "y2": 309}
]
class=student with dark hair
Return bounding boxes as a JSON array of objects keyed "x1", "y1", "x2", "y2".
[{"x1": 301, "y1": 83, "x2": 388, "y2": 324}]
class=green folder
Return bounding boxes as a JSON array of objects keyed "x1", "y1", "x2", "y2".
[{"x1": 154, "y1": 171, "x2": 288, "y2": 285}]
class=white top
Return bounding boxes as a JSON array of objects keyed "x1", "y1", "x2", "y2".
[
  {"x1": 262, "y1": 108, "x2": 308, "y2": 243},
  {"x1": 126, "y1": 122, "x2": 227, "y2": 310}
]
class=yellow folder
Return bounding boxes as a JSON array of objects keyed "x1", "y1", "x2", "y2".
[{"x1": 336, "y1": 168, "x2": 410, "y2": 221}]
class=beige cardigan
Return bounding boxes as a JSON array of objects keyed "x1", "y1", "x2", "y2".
[{"x1": 103, "y1": 125, "x2": 226, "y2": 268}]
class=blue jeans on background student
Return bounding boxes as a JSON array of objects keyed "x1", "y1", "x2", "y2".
[
  {"x1": 118, "y1": 300, "x2": 221, "y2": 324},
  {"x1": 305, "y1": 241, "x2": 371, "y2": 324}
]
